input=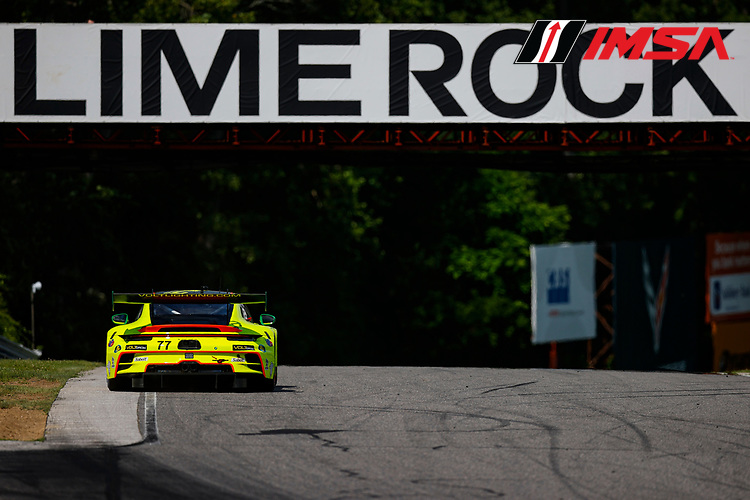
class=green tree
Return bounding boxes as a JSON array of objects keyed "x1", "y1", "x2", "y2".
[
  {"x1": 0, "y1": 274, "x2": 29, "y2": 346},
  {"x1": 2, "y1": 0, "x2": 749, "y2": 23},
  {"x1": 445, "y1": 170, "x2": 569, "y2": 361},
  {"x1": 132, "y1": 0, "x2": 256, "y2": 23}
]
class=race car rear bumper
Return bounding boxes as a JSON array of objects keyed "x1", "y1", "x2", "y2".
[{"x1": 111, "y1": 370, "x2": 265, "y2": 390}]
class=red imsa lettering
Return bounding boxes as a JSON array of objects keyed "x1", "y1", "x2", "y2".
[{"x1": 583, "y1": 26, "x2": 729, "y2": 60}]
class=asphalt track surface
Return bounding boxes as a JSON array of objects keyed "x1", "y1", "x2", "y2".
[{"x1": 1, "y1": 366, "x2": 749, "y2": 499}]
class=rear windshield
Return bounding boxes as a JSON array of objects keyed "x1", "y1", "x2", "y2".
[{"x1": 150, "y1": 303, "x2": 231, "y2": 325}]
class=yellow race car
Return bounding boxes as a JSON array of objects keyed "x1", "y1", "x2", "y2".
[{"x1": 106, "y1": 290, "x2": 277, "y2": 391}]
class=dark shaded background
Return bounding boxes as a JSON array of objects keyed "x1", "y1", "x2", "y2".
[
  {"x1": 1, "y1": 0, "x2": 749, "y2": 369},
  {"x1": 2, "y1": 149, "x2": 748, "y2": 370}
]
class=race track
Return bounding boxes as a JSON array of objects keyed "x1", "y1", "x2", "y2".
[{"x1": 1, "y1": 366, "x2": 749, "y2": 499}]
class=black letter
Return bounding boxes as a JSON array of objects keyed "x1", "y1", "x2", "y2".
[
  {"x1": 141, "y1": 30, "x2": 259, "y2": 116},
  {"x1": 14, "y1": 29, "x2": 86, "y2": 116},
  {"x1": 472, "y1": 29, "x2": 555, "y2": 118},
  {"x1": 562, "y1": 30, "x2": 643, "y2": 118},
  {"x1": 101, "y1": 30, "x2": 123, "y2": 116},
  {"x1": 652, "y1": 29, "x2": 735, "y2": 116},
  {"x1": 278, "y1": 30, "x2": 361, "y2": 116},
  {"x1": 389, "y1": 30, "x2": 466, "y2": 116}
]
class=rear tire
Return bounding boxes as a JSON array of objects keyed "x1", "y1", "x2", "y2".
[
  {"x1": 107, "y1": 376, "x2": 129, "y2": 391},
  {"x1": 259, "y1": 368, "x2": 277, "y2": 392}
]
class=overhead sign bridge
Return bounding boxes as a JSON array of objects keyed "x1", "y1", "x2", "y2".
[{"x1": 2, "y1": 22, "x2": 749, "y2": 156}]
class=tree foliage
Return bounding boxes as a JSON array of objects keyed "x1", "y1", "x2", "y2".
[
  {"x1": 4, "y1": 0, "x2": 747, "y2": 23},
  {"x1": 0, "y1": 275, "x2": 28, "y2": 345}
]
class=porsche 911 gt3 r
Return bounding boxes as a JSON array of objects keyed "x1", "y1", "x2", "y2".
[{"x1": 106, "y1": 290, "x2": 277, "y2": 391}]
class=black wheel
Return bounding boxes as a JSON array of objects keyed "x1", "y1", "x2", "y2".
[
  {"x1": 107, "y1": 376, "x2": 129, "y2": 391},
  {"x1": 259, "y1": 368, "x2": 277, "y2": 392}
]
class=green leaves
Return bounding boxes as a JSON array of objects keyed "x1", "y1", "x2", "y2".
[
  {"x1": 441, "y1": 169, "x2": 569, "y2": 360},
  {"x1": 132, "y1": 0, "x2": 257, "y2": 23},
  {"x1": 0, "y1": 274, "x2": 28, "y2": 346}
]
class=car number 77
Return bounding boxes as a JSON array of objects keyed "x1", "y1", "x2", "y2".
[{"x1": 158, "y1": 340, "x2": 172, "y2": 350}]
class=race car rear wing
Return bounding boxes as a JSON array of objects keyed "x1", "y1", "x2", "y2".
[{"x1": 112, "y1": 291, "x2": 267, "y2": 311}]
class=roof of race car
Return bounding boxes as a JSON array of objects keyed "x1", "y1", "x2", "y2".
[{"x1": 112, "y1": 290, "x2": 267, "y2": 311}]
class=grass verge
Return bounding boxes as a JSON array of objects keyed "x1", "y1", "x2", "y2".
[{"x1": 0, "y1": 359, "x2": 101, "y2": 413}]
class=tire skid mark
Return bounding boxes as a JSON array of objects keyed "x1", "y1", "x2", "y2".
[
  {"x1": 511, "y1": 388, "x2": 750, "y2": 399},
  {"x1": 564, "y1": 399, "x2": 653, "y2": 453},
  {"x1": 644, "y1": 415, "x2": 750, "y2": 438},
  {"x1": 480, "y1": 380, "x2": 538, "y2": 394},
  {"x1": 479, "y1": 405, "x2": 605, "y2": 500},
  {"x1": 249, "y1": 401, "x2": 515, "y2": 428},
  {"x1": 239, "y1": 428, "x2": 349, "y2": 452},
  {"x1": 410, "y1": 478, "x2": 505, "y2": 498}
]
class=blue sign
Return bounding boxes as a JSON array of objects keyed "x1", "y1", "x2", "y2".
[{"x1": 547, "y1": 268, "x2": 570, "y2": 304}]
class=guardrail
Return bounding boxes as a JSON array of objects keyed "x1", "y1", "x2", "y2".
[{"x1": 0, "y1": 335, "x2": 42, "y2": 359}]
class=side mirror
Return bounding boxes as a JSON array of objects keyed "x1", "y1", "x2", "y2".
[
  {"x1": 260, "y1": 313, "x2": 276, "y2": 326},
  {"x1": 112, "y1": 313, "x2": 129, "y2": 325}
]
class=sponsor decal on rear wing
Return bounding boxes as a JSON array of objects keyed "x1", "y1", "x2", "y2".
[{"x1": 112, "y1": 291, "x2": 267, "y2": 310}]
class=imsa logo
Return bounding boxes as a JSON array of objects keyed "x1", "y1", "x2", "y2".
[
  {"x1": 516, "y1": 20, "x2": 731, "y2": 64},
  {"x1": 515, "y1": 20, "x2": 586, "y2": 64},
  {"x1": 584, "y1": 26, "x2": 730, "y2": 60}
]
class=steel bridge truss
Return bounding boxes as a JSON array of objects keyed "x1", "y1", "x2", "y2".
[{"x1": 3, "y1": 123, "x2": 750, "y2": 152}]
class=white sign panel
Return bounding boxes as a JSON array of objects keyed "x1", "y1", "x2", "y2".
[
  {"x1": 1, "y1": 23, "x2": 749, "y2": 123},
  {"x1": 706, "y1": 232, "x2": 750, "y2": 322},
  {"x1": 709, "y1": 273, "x2": 750, "y2": 318},
  {"x1": 531, "y1": 242, "x2": 596, "y2": 344}
]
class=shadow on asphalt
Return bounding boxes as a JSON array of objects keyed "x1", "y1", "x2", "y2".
[{"x1": 0, "y1": 446, "x2": 252, "y2": 500}]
